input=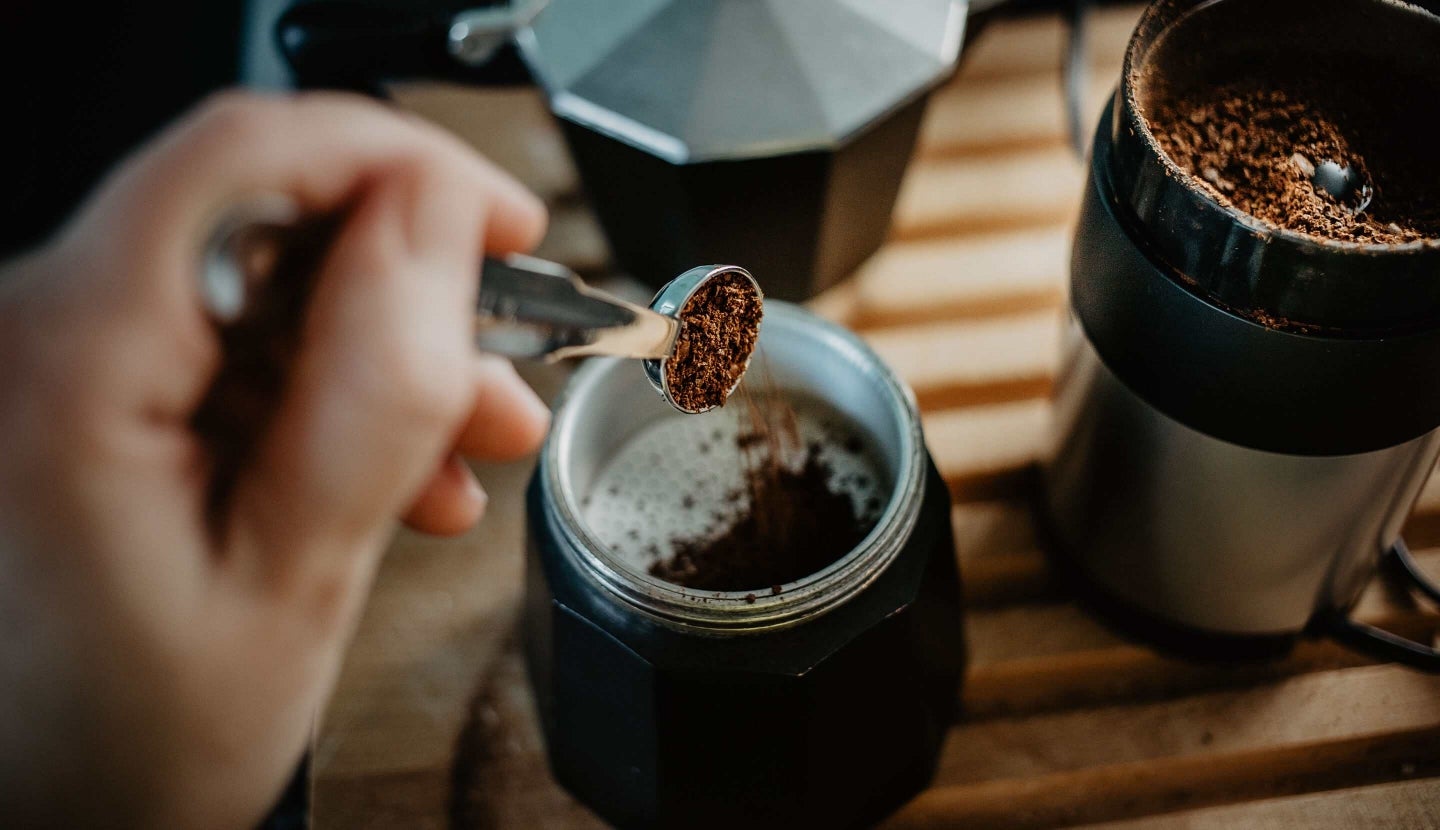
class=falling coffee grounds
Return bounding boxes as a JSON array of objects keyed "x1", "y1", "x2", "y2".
[
  {"x1": 664, "y1": 271, "x2": 763, "y2": 413},
  {"x1": 580, "y1": 389, "x2": 887, "y2": 595},
  {"x1": 649, "y1": 443, "x2": 874, "y2": 593},
  {"x1": 1149, "y1": 81, "x2": 1440, "y2": 244},
  {"x1": 649, "y1": 384, "x2": 880, "y2": 593}
]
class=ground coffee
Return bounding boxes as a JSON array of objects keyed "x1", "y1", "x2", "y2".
[
  {"x1": 648, "y1": 385, "x2": 879, "y2": 593},
  {"x1": 581, "y1": 389, "x2": 885, "y2": 597},
  {"x1": 1150, "y1": 80, "x2": 1440, "y2": 244},
  {"x1": 664, "y1": 271, "x2": 763, "y2": 413}
]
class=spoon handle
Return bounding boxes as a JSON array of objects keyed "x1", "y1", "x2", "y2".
[
  {"x1": 474, "y1": 254, "x2": 676, "y2": 362},
  {"x1": 201, "y1": 199, "x2": 676, "y2": 362}
]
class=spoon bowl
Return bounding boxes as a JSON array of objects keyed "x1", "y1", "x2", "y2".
[{"x1": 644, "y1": 265, "x2": 763, "y2": 414}]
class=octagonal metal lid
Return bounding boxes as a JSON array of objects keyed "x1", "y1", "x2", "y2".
[{"x1": 513, "y1": 0, "x2": 967, "y2": 163}]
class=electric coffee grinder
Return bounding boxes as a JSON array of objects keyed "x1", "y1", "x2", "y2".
[
  {"x1": 1042, "y1": 0, "x2": 1440, "y2": 667},
  {"x1": 276, "y1": 0, "x2": 968, "y2": 301}
]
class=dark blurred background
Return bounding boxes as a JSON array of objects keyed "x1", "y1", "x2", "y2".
[
  {"x1": 3, "y1": 0, "x2": 290, "y2": 259},
  {"x1": 2, "y1": 0, "x2": 1106, "y2": 260}
]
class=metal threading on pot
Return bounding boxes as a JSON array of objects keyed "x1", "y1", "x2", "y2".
[{"x1": 540, "y1": 301, "x2": 926, "y2": 631}]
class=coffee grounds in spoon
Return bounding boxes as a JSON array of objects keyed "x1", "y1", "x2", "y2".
[
  {"x1": 664, "y1": 271, "x2": 763, "y2": 413},
  {"x1": 1149, "y1": 80, "x2": 1440, "y2": 244}
]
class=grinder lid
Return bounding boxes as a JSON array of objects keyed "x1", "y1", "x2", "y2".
[{"x1": 515, "y1": 0, "x2": 966, "y2": 163}]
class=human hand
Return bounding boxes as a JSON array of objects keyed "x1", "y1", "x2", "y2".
[{"x1": 0, "y1": 92, "x2": 550, "y2": 828}]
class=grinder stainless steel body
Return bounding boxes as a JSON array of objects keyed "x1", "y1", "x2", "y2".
[
  {"x1": 1042, "y1": 0, "x2": 1440, "y2": 667},
  {"x1": 1047, "y1": 328, "x2": 1440, "y2": 637}
]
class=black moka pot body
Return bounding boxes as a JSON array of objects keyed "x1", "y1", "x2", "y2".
[
  {"x1": 1041, "y1": 0, "x2": 1440, "y2": 669},
  {"x1": 523, "y1": 304, "x2": 964, "y2": 829}
]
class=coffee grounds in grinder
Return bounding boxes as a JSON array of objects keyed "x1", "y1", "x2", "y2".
[{"x1": 1149, "y1": 80, "x2": 1440, "y2": 244}]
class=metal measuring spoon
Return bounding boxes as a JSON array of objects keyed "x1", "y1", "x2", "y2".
[
  {"x1": 1295, "y1": 154, "x2": 1374, "y2": 215},
  {"x1": 1312, "y1": 159, "x2": 1375, "y2": 215},
  {"x1": 200, "y1": 196, "x2": 759, "y2": 414},
  {"x1": 474, "y1": 260, "x2": 761, "y2": 413},
  {"x1": 642, "y1": 265, "x2": 763, "y2": 415}
]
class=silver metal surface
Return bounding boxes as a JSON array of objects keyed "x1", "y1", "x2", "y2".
[
  {"x1": 473, "y1": 253, "x2": 678, "y2": 362},
  {"x1": 201, "y1": 208, "x2": 679, "y2": 363},
  {"x1": 1309, "y1": 158, "x2": 1373, "y2": 215},
  {"x1": 1041, "y1": 327, "x2": 1440, "y2": 635},
  {"x1": 640, "y1": 265, "x2": 762, "y2": 414},
  {"x1": 199, "y1": 193, "x2": 300, "y2": 322},
  {"x1": 514, "y1": 0, "x2": 968, "y2": 163},
  {"x1": 447, "y1": 1, "x2": 548, "y2": 66},
  {"x1": 542, "y1": 301, "x2": 927, "y2": 631}
]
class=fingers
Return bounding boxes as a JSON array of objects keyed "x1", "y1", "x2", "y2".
[
  {"x1": 224, "y1": 137, "x2": 541, "y2": 607},
  {"x1": 103, "y1": 91, "x2": 551, "y2": 608},
  {"x1": 455, "y1": 356, "x2": 551, "y2": 462},
  {"x1": 51, "y1": 89, "x2": 553, "y2": 621},
  {"x1": 226, "y1": 167, "x2": 461, "y2": 590},
  {"x1": 402, "y1": 455, "x2": 488, "y2": 537},
  {"x1": 400, "y1": 357, "x2": 549, "y2": 535},
  {"x1": 48, "y1": 90, "x2": 548, "y2": 442},
  {"x1": 69, "y1": 91, "x2": 545, "y2": 316}
]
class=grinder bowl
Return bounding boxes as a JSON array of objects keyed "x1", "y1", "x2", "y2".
[{"x1": 1110, "y1": 0, "x2": 1440, "y2": 333}]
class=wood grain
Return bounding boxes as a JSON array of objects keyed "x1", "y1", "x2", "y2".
[
  {"x1": 919, "y1": 73, "x2": 1117, "y2": 158},
  {"x1": 450, "y1": 643, "x2": 600, "y2": 830},
  {"x1": 893, "y1": 146, "x2": 1085, "y2": 240},
  {"x1": 883, "y1": 727, "x2": 1440, "y2": 830},
  {"x1": 317, "y1": 6, "x2": 1440, "y2": 828},
  {"x1": 925, "y1": 399, "x2": 1050, "y2": 500},
  {"x1": 852, "y1": 226, "x2": 1071, "y2": 329},
  {"x1": 956, "y1": 5, "x2": 1139, "y2": 82},
  {"x1": 866, "y1": 309, "x2": 1063, "y2": 409},
  {"x1": 1076, "y1": 778, "x2": 1440, "y2": 829},
  {"x1": 940, "y1": 664, "x2": 1440, "y2": 786}
]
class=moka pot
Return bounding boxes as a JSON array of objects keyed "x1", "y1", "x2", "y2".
[{"x1": 274, "y1": 0, "x2": 968, "y2": 301}]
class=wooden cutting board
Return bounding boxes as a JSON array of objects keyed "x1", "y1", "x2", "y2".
[{"x1": 313, "y1": 7, "x2": 1440, "y2": 828}]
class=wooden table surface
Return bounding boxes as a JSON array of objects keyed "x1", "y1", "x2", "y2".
[{"x1": 312, "y1": 7, "x2": 1440, "y2": 828}]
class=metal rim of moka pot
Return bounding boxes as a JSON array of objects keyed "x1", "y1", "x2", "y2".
[
  {"x1": 538, "y1": 301, "x2": 928, "y2": 632},
  {"x1": 1063, "y1": 0, "x2": 1440, "y2": 671}
]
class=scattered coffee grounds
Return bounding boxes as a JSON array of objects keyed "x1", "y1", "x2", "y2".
[
  {"x1": 664, "y1": 271, "x2": 763, "y2": 413},
  {"x1": 1149, "y1": 80, "x2": 1440, "y2": 244},
  {"x1": 649, "y1": 379, "x2": 879, "y2": 592},
  {"x1": 581, "y1": 381, "x2": 886, "y2": 594},
  {"x1": 649, "y1": 442, "x2": 874, "y2": 591}
]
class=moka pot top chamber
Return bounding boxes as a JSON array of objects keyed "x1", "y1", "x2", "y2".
[{"x1": 516, "y1": 0, "x2": 967, "y2": 163}]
